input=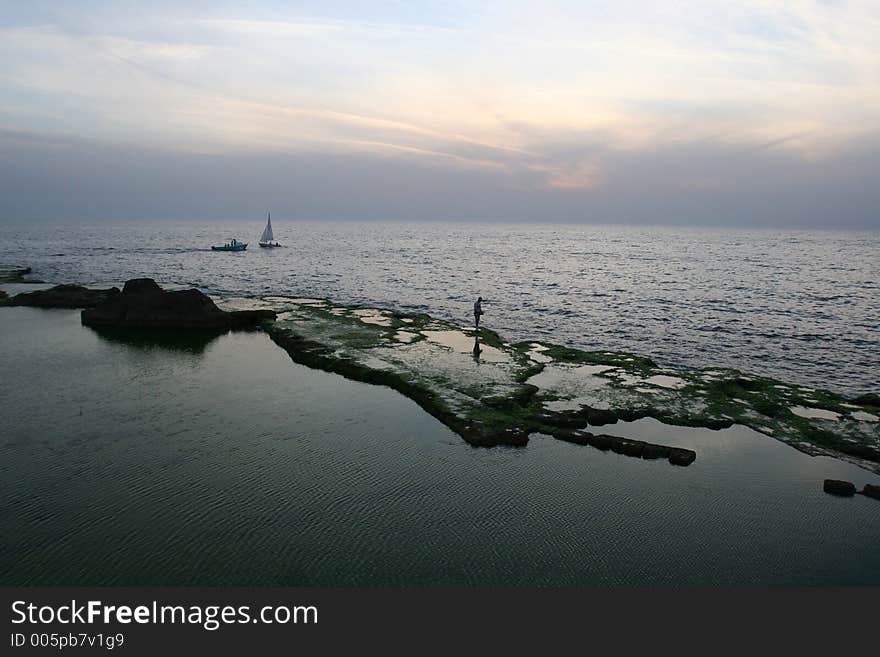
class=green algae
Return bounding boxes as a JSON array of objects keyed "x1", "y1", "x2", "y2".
[
  {"x1": 0, "y1": 266, "x2": 37, "y2": 284},
  {"x1": 208, "y1": 293, "x2": 880, "y2": 472},
  {"x1": 4, "y1": 274, "x2": 874, "y2": 470}
]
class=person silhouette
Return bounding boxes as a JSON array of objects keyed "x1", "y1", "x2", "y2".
[{"x1": 474, "y1": 296, "x2": 484, "y2": 329}]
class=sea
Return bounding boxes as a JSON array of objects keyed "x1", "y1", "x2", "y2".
[
  {"x1": 2, "y1": 307, "x2": 879, "y2": 585},
  {"x1": 1, "y1": 220, "x2": 877, "y2": 395},
  {"x1": 2, "y1": 220, "x2": 879, "y2": 586}
]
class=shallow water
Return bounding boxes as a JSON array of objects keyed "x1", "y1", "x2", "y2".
[
  {"x1": 1, "y1": 306, "x2": 878, "y2": 586},
  {"x1": 422, "y1": 329, "x2": 509, "y2": 362},
  {"x1": 0, "y1": 221, "x2": 877, "y2": 395}
]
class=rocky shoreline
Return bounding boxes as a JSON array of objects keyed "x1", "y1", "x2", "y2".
[
  {"x1": 0, "y1": 266, "x2": 40, "y2": 284},
  {"x1": 2, "y1": 274, "x2": 879, "y2": 474},
  {"x1": 5, "y1": 278, "x2": 275, "y2": 329}
]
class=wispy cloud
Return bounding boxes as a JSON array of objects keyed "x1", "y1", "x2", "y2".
[{"x1": 0, "y1": 1, "x2": 878, "y2": 225}]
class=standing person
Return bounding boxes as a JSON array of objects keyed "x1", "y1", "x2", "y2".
[{"x1": 473, "y1": 296, "x2": 484, "y2": 329}]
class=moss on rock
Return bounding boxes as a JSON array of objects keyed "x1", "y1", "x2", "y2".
[{"x1": 207, "y1": 293, "x2": 880, "y2": 472}]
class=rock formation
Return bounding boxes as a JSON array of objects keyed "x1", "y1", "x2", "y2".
[
  {"x1": 10, "y1": 284, "x2": 119, "y2": 308},
  {"x1": 823, "y1": 479, "x2": 856, "y2": 496},
  {"x1": 81, "y1": 278, "x2": 275, "y2": 330}
]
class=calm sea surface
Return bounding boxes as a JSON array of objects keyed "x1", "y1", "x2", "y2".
[
  {"x1": 1, "y1": 307, "x2": 879, "y2": 586},
  {"x1": 0, "y1": 221, "x2": 877, "y2": 395}
]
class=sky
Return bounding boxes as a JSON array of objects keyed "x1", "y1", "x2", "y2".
[{"x1": 1, "y1": 0, "x2": 879, "y2": 227}]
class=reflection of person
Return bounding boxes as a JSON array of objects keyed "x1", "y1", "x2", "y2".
[
  {"x1": 474, "y1": 296, "x2": 484, "y2": 328},
  {"x1": 472, "y1": 335, "x2": 482, "y2": 362}
]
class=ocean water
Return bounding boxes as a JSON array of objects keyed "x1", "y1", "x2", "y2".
[
  {"x1": 2, "y1": 307, "x2": 879, "y2": 586},
  {"x1": 0, "y1": 221, "x2": 877, "y2": 395}
]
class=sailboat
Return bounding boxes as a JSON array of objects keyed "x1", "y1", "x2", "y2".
[{"x1": 258, "y1": 212, "x2": 281, "y2": 248}]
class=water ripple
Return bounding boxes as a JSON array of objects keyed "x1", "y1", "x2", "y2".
[{"x1": 1, "y1": 221, "x2": 877, "y2": 394}]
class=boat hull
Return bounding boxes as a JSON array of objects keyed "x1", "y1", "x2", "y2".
[
  {"x1": 211, "y1": 244, "x2": 248, "y2": 251},
  {"x1": 258, "y1": 242, "x2": 282, "y2": 248}
]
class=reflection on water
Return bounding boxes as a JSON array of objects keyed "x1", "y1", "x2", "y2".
[
  {"x1": 423, "y1": 329, "x2": 509, "y2": 362},
  {"x1": 1, "y1": 306, "x2": 879, "y2": 586},
  {"x1": 86, "y1": 325, "x2": 224, "y2": 354}
]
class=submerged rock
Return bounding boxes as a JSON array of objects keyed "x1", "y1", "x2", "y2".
[
  {"x1": 552, "y1": 431, "x2": 692, "y2": 466},
  {"x1": 553, "y1": 431, "x2": 593, "y2": 446},
  {"x1": 81, "y1": 278, "x2": 275, "y2": 330},
  {"x1": 861, "y1": 484, "x2": 880, "y2": 500},
  {"x1": 823, "y1": 479, "x2": 856, "y2": 497},
  {"x1": 10, "y1": 284, "x2": 119, "y2": 308},
  {"x1": 641, "y1": 443, "x2": 671, "y2": 460},
  {"x1": 668, "y1": 448, "x2": 697, "y2": 467},
  {"x1": 588, "y1": 434, "x2": 615, "y2": 451},
  {"x1": 610, "y1": 437, "x2": 646, "y2": 457}
]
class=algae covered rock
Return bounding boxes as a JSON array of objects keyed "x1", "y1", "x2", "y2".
[
  {"x1": 854, "y1": 393, "x2": 880, "y2": 408},
  {"x1": 10, "y1": 274, "x2": 875, "y2": 472},
  {"x1": 0, "y1": 266, "x2": 33, "y2": 283},
  {"x1": 250, "y1": 292, "x2": 880, "y2": 469}
]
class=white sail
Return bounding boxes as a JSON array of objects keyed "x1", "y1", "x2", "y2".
[{"x1": 260, "y1": 213, "x2": 273, "y2": 242}]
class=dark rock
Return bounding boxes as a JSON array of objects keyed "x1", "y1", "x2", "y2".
[
  {"x1": 544, "y1": 413, "x2": 590, "y2": 429},
  {"x1": 610, "y1": 437, "x2": 646, "y2": 457},
  {"x1": 583, "y1": 406, "x2": 618, "y2": 426},
  {"x1": 853, "y1": 393, "x2": 880, "y2": 408},
  {"x1": 617, "y1": 408, "x2": 651, "y2": 422},
  {"x1": 837, "y1": 444, "x2": 880, "y2": 463},
  {"x1": 462, "y1": 426, "x2": 529, "y2": 447},
  {"x1": 228, "y1": 309, "x2": 279, "y2": 328},
  {"x1": 734, "y1": 377, "x2": 762, "y2": 391},
  {"x1": 753, "y1": 399, "x2": 784, "y2": 418},
  {"x1": 122, "y1": 278, "x2": 163, "y2": 296},
  {"x1": 705, "y1": 417, "x2": 735, "y2": 430},
  {"x1": 588, "y1": 434, "x2": 614, "y2": 450},
  {"x1": 823, "y1": 479, "x2": 856, "y2": 497},
  {"x1": 11, "y1": 284, "x2": 120, "y2": 308},
  {"x1": 553, "y1": 431, "x2": 593, "y2": 446},
  {"x1": 82, "y1": 278, "x2": 276, "y2": 330},
  {"x1": 668, "y1": 447, "x2": 697, "y2": 466},
  {"x1": 859, "y1": 484, "x2": 880, "y2": 500},
  {"x1": 0, "y1": 290, "x2": 7, "y2": 303},
  {"x1": 641, "y1": 443, "x2": 671, "y2": 460},
  {"x1": 83, "y1": 288, "x2": 226, "y2": 329}
]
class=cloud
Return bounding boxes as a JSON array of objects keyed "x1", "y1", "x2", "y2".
[
  {"x1": 2, "y1": 128, "x2": 878, "y2": 228},
  {"x1": 0, "y1": 1, "x2": 879, "y2": 226}
]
